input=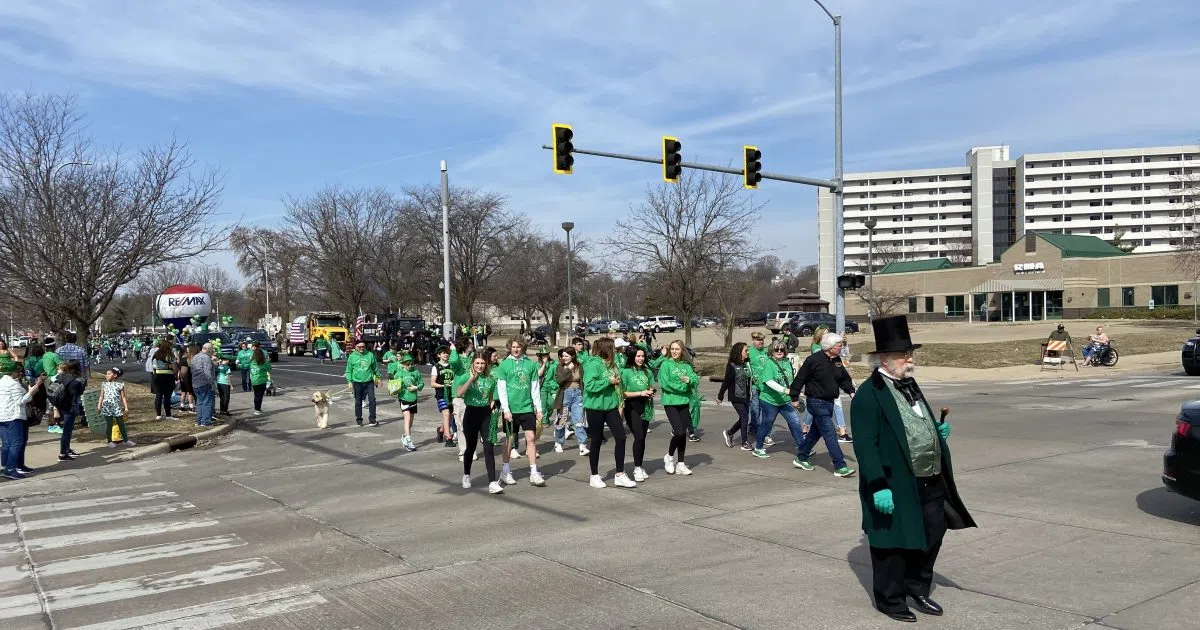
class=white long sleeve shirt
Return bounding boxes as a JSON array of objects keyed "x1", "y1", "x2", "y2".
[{"x1": 0, "y1": 375, "x2": 35, "y2": 421}]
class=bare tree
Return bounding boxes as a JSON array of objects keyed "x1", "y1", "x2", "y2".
[
  {"x1": 1173, "y1": 170, "x2": 1200, "y2": 319},
  {"x1": 370, "y1": 219, "x2": 434, "y2": 317},
  {"x1": 494, "y1": 234, "x2": 589, "y2": 339},
  {"x1": 944, "y1": 238, "x2": 974, "y2": 266},
  {"x1": 1109, "y1": 227, "x2": 1139, "y2": 254},
  {"x1": 712, "y1": 267, "x2": 758, "y2": 347},
  {"x1": 605, "y1": 170, "x2": 763, "y2": 345},
  {"x1": 403, "y1": 185, "x2": 529, "y2": 324},
  {"x1": 230, "y1": 227, "x2": 305, "y2": 319},
  {"x1": 871, "y1": 241, "x2": 907, "y2": 270},
  {"x1": 853, "y1": 286, "x2": 916, "y2": 318},
  {"x1": 0, "y1": 93, "x2": 223, "y2": 348}
]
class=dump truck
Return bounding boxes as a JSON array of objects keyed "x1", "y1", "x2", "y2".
[{"x1": 286, "y1": 311, "x2": 350, "y2": 356}]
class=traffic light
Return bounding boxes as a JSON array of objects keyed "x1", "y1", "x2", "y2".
[
  {"x1": 744, "y1": 145, "x2": 762, "y2": 189},
  {"x1": 552, "y1": 124, "x2": 574, "y2": 174},
  {"x1": 662, "y1": 136, "x2": 682, "y2": 182},
  {"x1": 837, "y1": 274, "x2": 866, "y2": 289}
]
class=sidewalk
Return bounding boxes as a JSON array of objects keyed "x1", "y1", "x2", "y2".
[{"x1": 913, "y1": 350, "x2": 1179, "y2": 382}]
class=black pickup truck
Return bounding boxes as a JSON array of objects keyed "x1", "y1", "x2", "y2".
[{"x1": 735, "y1": 312, "x2": 768, "y2": 327}]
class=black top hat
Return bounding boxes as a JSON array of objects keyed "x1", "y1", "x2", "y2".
[{"x1": 868, "y1": 315, "x2": 922, "y2": 355}]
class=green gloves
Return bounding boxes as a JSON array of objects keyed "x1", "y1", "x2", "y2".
[
  {"x1": 937, "y1": 420, "x2": 951, "y2": 440},
  {"x1": 873, "y1": 489, "x2": 894, "y2": 515}
]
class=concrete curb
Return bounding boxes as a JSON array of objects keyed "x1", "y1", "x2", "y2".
[{"x1": 122, "y1": 417, "x2": 241, "y2": 461}]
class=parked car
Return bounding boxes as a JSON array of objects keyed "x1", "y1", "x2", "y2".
[
  {"x1": 235, "y1": 329, "x2": 280, "y2": 362},
  {"x1": 187, "y1": 332, "x2": 238, "y2": 362},
  {"x1": 1181, "y1": 329, "x2": 1200, "y2": 376},
  {"x1": 1163, "y1": 400, "x2": 1200, "y2": 501},
  {"x1": 783, "y1": 312, "x2": 860, "y2": 336},
  {"x1": 735, "y1": 312, "x2": 768, "y2": 327},
  {"x1": 766, "y1": 311, "x2": 803, "y2": 334},
  {"x1": 700, "y1": 318, "x2": 716, "y2": 327},
  {"x1": 532, "y1": 324, "x2": 552, "y2": 339},
  {"x1": 641, "y1": 315, "x2": 680, "y2": 333}
]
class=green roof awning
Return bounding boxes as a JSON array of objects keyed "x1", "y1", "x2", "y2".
[
  {"x1": 878, "y1": 258, "x2": 953, "y2": 274},
  {"x1": 1032, "y1": 232, "x2": 1127, "y2": 258}
]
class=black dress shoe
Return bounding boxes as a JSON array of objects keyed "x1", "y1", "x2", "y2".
[
  {"x1": 879, "y1": 608, "x2": 917, "y2": 623},
  {"x1": 909, "y1": 595, "x2": 944, "y2": 616}
]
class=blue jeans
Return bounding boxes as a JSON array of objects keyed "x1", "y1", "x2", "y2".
[
  {"x1": 194, "y1": 384, "x2": 215, "y2": 426},
  {"x1": 556, "y1": 387, "x2": 587, "y2": 445},
  {"x1": 240, "y1": 368, "x2": 251, "y2": 392},
  {"x1": 353, "y1": 381, "x2": 376, "y2": 422},
  {"x1": 834, "y1": 397, "x2": 846, "y2": 429},
  {"x1": 60, "y1": 407, "x2": 77, "y2": 456},
  {"x1": 796, "y1": 398, "x2": 847, "y2": 469},
  {"x1": 0, "y1": 420, "x2": 24, "y2": 473},
  {"x1": 755, "y1": 401, "x2": 807, "y2": 452},
  {"x1": 748, "y1": 388, "x2": 761, "y2": 437}
]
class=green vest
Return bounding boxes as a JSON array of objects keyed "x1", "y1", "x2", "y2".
[{"x1": 883, "y1": 379, "x2": 942, "y2": 478}]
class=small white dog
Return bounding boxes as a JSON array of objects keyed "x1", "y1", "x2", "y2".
[{"x1": 311, "y1": 391, "x2": 330, "y2": 429}]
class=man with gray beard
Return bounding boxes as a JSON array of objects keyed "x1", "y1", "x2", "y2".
[{"x1": 850, "y1": 315, "x2": 975, "y2": 623}]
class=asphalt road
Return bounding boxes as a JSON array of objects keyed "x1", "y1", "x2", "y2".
[{"x1": 2, "y1": 356, "x2": 1199, "y2": 629}]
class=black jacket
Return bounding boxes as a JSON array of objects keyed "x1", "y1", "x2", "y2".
[
  {"x1": 789, "y1": 351, "x2": 854, "y2": 402},
  {"x1": 717, "y1": 362, "x2": 751, "y2": 404}
]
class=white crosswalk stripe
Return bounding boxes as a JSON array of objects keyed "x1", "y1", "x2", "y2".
[
  {"x1": 0, "y1": 487, "x2": 324, "y2": 627},
  {"x1": 1130, "y1": 379, "x2": 1194, "y2": 389}
]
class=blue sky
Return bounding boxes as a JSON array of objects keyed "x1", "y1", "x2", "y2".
[{"x1": 2, "y1": 0, "x2": 1198, "y2": 282}]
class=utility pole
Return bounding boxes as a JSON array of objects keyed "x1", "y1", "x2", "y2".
[
  {"x1": 864, "y1": 217, "x2": 876, "y2": 320},
  {"x1": 441, "y1": 160, "x2": 452, "y2": 340},
  {"x1": 813, "y1": 0, "x2": 845, "y2": 334}
]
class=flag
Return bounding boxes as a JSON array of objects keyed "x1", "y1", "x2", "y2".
[
  {"x1": 327, "y1": 334, "x2": 343, "y2": 361},
  {"x1": 354, "y1": 312, "x2": 366, "y2": 341}
]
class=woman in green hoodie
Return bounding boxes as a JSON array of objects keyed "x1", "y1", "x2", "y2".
[
  {"x1": 390, "y1": 353, "x2": 424, "y2": 452},
  {"x1": 582, "y1": 338, "x2": 635, "y2": 489},
  {"x1": 657, "y1": 340, "x2": 698, "y2": 476},
  {"x1": 620, "y1": 346, "x2": 655, "y2": 483}
]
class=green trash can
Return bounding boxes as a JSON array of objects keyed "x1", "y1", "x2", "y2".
[{"x1": 82, "y1": 389, "x2": 107, "y2": 437}]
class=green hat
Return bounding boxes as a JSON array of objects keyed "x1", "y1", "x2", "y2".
[
  {"x1": 536, "y1": 345, "x2": 551, "y2": 355},
  {"x1": 401, "y1": 353, "x2": 415, "y2": 363}
]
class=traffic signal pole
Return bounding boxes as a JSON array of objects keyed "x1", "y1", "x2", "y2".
[{"x1": 540, "y1": 145, "x2": 838, "y2": 190}]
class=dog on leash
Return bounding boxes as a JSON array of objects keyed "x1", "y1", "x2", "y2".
[{"x1": 311, "y1": 391, "x2": 330, "y2": 429}]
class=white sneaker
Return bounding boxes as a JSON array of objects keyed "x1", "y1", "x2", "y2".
[
  {"x1": 458, "y1": 453, "x2": 465, "y2": 463},
  {"x1": 579, "y1": 445, "x2": 590, "y2": 456},
  {"x1": 554, "y1": 443, "x2": 564, "y2": 453},
  {"x1": 589, "y1": 475, "x2": 606, "y2": 488},
  {"x1": 675, "y1": 462, "x2": 693, "y2": 476},
  {"x1": 254, "y1": 410, "x2": 263, "y2": 416},
  {"x1": 664, "y1": 454, "x2": 677, "y2": 474},
  {"x1": 155, "y1": 415, "x2": 163, "y2": 421},
  {"x1": 613, "y1": 473, "x2": 636, "y2": 488},
  {"x1": 462, "y1": 475, "x2": 471, "y2": 489},
  {"x1": 502, "y1": 471, "x2": 517, "y2": 485},
  {"x1": 123, "y1": 440, "x2": 137, "y2": 447},
  {"x1": 473, "y1": 452, "x2": 479, "y2": 460},
  {"x1": 106, "y1": 442, "x2": 117, "y2": 449},
  {"x1": 764, "y1": 436, "x2": 775, "y2": 446},
  {"x1": 510, "y1": 448, "x2": 520, "y2": 459},
  {"x1": 633, "y1": 467, "x2": 648, "y2": 482},
  {"x1": 488, "y1": 481, "x2": 504, "y2": 494},
  {"x1": 530, "y1": 471, "x2": 546, "y2": 486}
]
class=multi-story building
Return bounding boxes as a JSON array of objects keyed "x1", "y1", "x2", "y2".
[{"x1": 817, "y1": 144, "x2": 1200, "y2": 309}]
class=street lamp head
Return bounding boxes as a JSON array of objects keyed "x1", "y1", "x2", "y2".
[
  {"x1": 561, "y1": 222, "x2": 574, "y2": 232},
  {"x1": 863, "y1": 217, "x2": 877, "y2": 229}
]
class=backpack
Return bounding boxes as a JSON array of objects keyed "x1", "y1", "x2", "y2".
[{"x1": 46, "y1": 376, "x2": 70, "y2": 409}]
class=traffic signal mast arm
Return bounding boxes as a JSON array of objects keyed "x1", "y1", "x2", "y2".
[{"x1": 540, "y1": 143, "x2": 839, "y2": 191}]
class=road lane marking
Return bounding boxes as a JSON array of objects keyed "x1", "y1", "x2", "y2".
[
  {"x1": 345, "y1": 432, "x2": 385, "y2": 438},
  {"x1": 1130, "y1": 379, "x2": 1194, "y2": 388},
  {"x1": 0, "y1": 592, "x2": 40, "y2": 620},
  {"x1": 19, "y1": 503, "x2": 197, "y2": 532},
  {"x1": 23, "y1": 520, "x2": 219, "y2": 551},
  {"x1": 37, "y1": 535, "x2": 246, "y2": 577},
  {"x1": 70, "y1": 586, "x2": 325, "y2": 630},
  {"x1": 0, "y1": 564, "x2": 28, "y2": 585},
  {"x1": 15, "y1": 491, "x2": 178, "y2": 516},
  {"x1": 1081, "y1": 379, "x2": 1142, "y2": 387}
]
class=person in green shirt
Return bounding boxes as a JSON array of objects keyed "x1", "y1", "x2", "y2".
[
  {"x1": 431, "y1": 346, "x2": 457, "y2": 449},
  {"x1": 0, "y1": 339, "x2": 17, "y2": 375},
  {"x1": 249, "y1": 345, "x2": 272, "y2": 415},
  {"x1": 344, "y1": 340, "x2": 380, "y2": 426},
  {"x1": 495, "y1": 337, "x2": 545, "y2": 487},
  {"x1": 658, "y1": 340, "x2": 698, "y2": 476},
  {"x1": 536, "y1": 346, "x2": 558, "y2": 430},
  {"x1": 455, "y1": 354, "x2": 503, "y2": 494},
  {"x1": 315, "y1": 335, "x2": 330, "y2": 364},
  {"x1": 216, "y1": 357, "x2": 232, "y2": 416},
  {"x1": 390, "y1": 353, "x2": 424, "y2": 451},
  {"x1": 582, "y1": 338, "x2": 634, "y2": 489},
  {"x1": 620, "y1": 346, "x2": 655, "y2": 483},
  {"x1": 746, "y1": 331, "x2": 770, "y2": 446},
  {"x1": 449, "y1": 337, "x2": 475, "y2": 461},
  {"x1": 235, "y1": 342, "x2": 253, "y2": 392},
  {"x1": 752, "y1": 342, "x2": 807, "y2": 461}
]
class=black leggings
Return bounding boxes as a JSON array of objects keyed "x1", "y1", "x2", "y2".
[
  {"x1": 665, "y1": 404, "x2": 690, "y2": 461},
  {"x1": 153, "y1": 374, "x2": 175, "y2": 417},
  {"x1": 462, "y1": 405, "x2": 497, "y2": 482},
  {"x1": 253, "y1": 383, "x2": 266, "y2": 411},
  {"x1": 726, "y1": 401, "x2": 750, "y2": 443},
  {"x1": 586, "y1": 408, "x2": 625, "y2": 476},
  {"x1": 622, "y1": 398, "x2": 647, "y2": 467}
]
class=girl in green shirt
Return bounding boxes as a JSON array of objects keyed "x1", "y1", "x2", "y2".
[
  {"x1": 582, "y1": 338, "x2": 635, "y2": 489},
  {"x1": 657, "y1": 340, "x2": 698, "y2": 476},
  {"x1": 620, "y1": 347, "x2": 655, "y2": 483},
  {"x1": 249, "y1": 348, "x2": 271, "y2": 415},
  {"x1": 455, "y1": 354, "x2": 502, "y2": 494}
]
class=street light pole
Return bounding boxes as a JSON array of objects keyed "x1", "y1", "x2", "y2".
[
  {"x1": 562, "y1": 221, "x2": 575, "y2": 344},
  {"x1": 864, "y1": 217, "x2": 876, "y2": 319},
  {"x1": 813, "y1": 0, "x2": 845, "y2": 335},
  {"x1": 440, "y1": 160, "x2": 452, "y2": 340}
]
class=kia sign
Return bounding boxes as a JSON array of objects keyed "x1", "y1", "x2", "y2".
[{"x1": 155, "y1": 284, "x2": 212, "y2": 330}]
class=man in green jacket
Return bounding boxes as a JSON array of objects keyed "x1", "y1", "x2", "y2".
[
  {"x1": 235, "y1": 342, "x2": 253, "y2": 392},
  {"x1": 345, "y1": 339, "x2": 381, "y2": 426},
  {"x1": 851, "y1": 315, "x2": 975, "y2": 623},
  {"x1": 746, "y1": 332, "x2": 769, "y2": 445}
]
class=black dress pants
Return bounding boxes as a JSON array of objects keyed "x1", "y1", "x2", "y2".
[{"x1": 870, "y1": 474, "x2": 948, "y2": 614}]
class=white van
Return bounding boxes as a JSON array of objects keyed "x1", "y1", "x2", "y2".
[
  {"x1": 767, "y1": 311, "x2": 801, "y2": 334},
  {"x1": 640, "y1": 315, "x2": 680, "y2": 333}
]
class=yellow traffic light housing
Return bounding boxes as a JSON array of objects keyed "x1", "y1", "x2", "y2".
[
  {"x1": 744, "y1": 145, "x2": 762, "y2": 189},
  {"x1": 662, "y1": 136, "x2": 682, "y2": 182},
  {"x1": 552, "y1": 124, "x2": 574, "y2": 174}
]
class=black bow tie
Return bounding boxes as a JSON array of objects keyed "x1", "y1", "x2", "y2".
[{"x1": 893, "y1": 377, "x2": 922, "y2": 407}]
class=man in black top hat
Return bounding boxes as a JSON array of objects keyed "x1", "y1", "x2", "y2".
[{"x1": 850, "y1": 315, "x2": 976, "y2": 623}]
